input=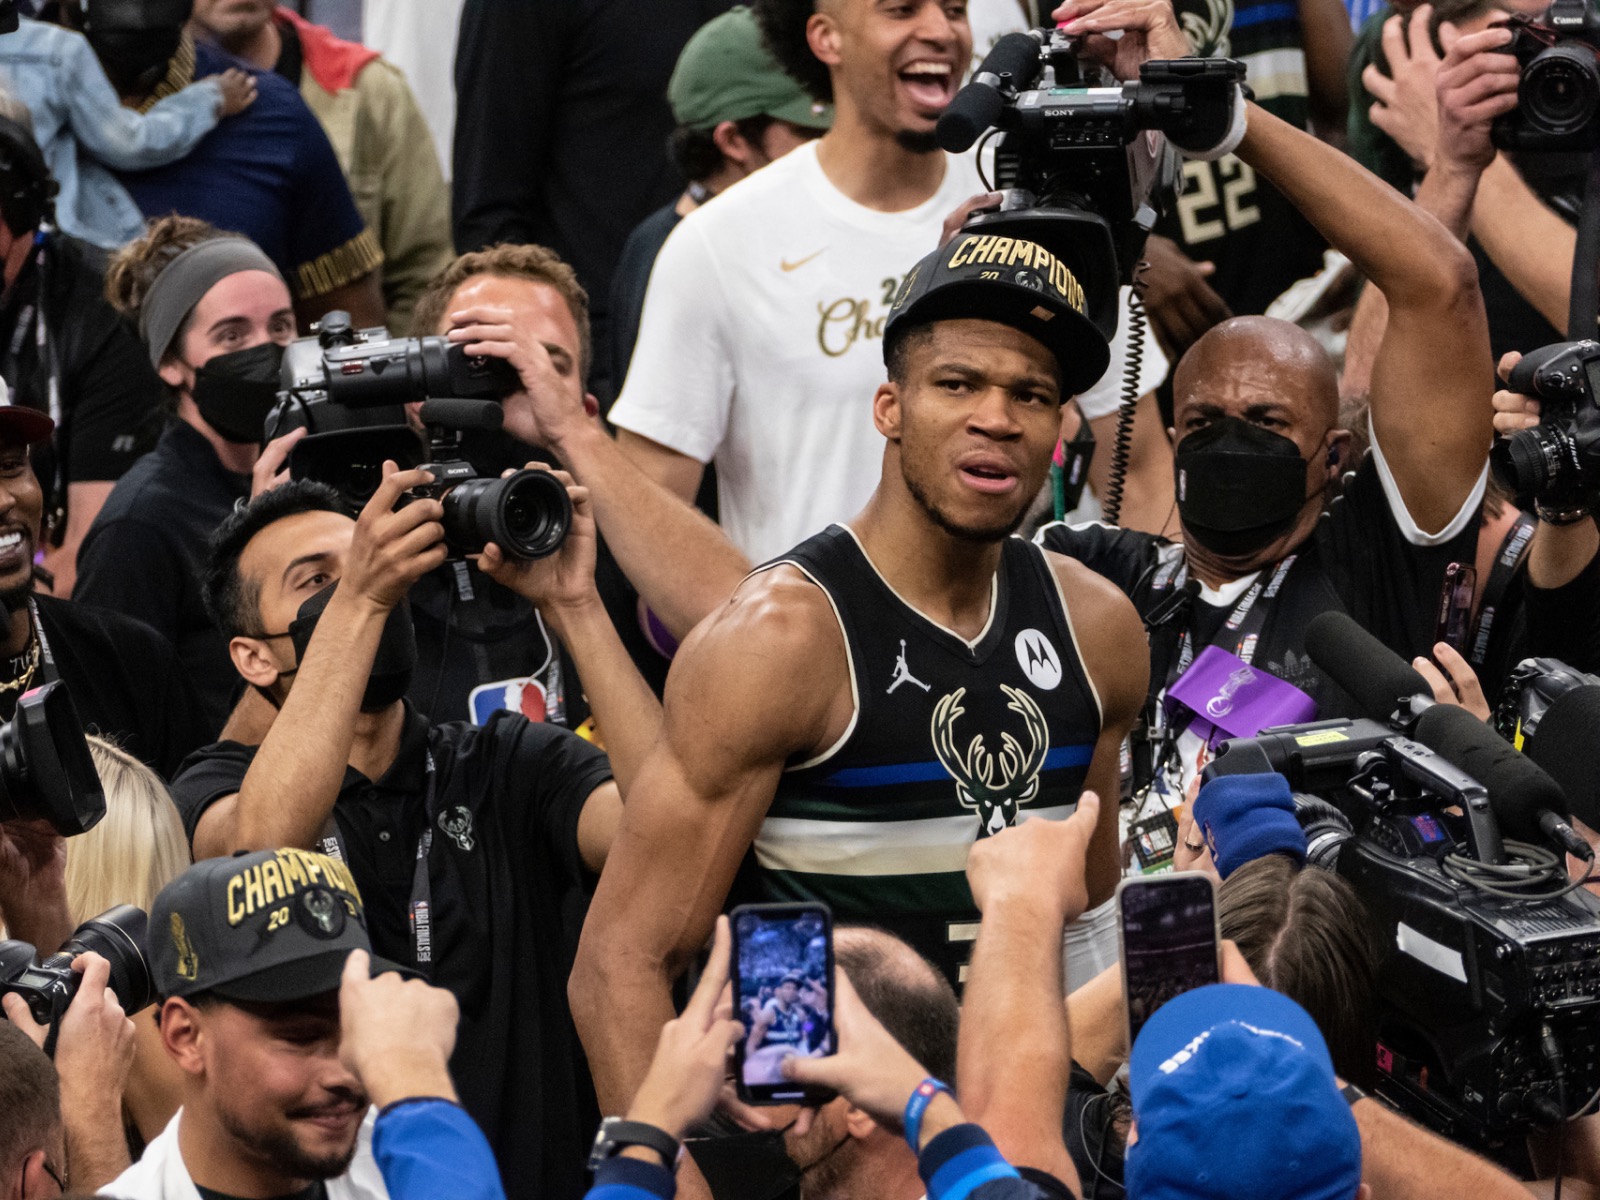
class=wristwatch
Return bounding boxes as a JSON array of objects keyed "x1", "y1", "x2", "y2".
[
  {"x1": 1340, "y1": 1082, "x2": 1369, "y2": 1107},
  {"x1": 587, "y1": 1117, "x2": 682, "y2": 1171}
]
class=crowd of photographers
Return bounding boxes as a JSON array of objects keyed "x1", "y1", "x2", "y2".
[{"x1": 0, "y1": 0, "x2": 1598, "y2": 1197}]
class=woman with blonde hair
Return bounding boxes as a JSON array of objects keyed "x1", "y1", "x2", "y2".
[{"x1": 63, "y1": 737, "x2": 192, "y2": 1149}]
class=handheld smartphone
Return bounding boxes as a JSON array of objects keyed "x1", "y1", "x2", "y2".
[
  {"x1": 731, "y1": 902, "x2": 837, "y2": 1106},
  {"x1": 1434, "y1": 561, "x2": 1477, "y2": 654},
  {"x1": 1116, "y1": 872, "x2": 1221, "y2": 1048}
]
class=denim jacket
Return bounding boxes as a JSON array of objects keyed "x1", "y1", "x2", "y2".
[{"x1": 0, "y1": 18, "x2": 222, "y2": 248}]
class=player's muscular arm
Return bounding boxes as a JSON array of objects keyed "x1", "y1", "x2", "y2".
[
  {"x1": 1047, "y1": 554, "x2": 1149, "y2": 906},
  {"x1": 570, "y1": 570, "x2": 849, "y2": 1113},
  {"x1": 1236, "y1": 103, "x2": 1489, "y2": 535}
]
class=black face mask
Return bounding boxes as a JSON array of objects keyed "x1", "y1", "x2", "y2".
[
  {"x1": 1175, "y1": 417, "x2": 1312, "y2": 558},
  {"x1": 193, "y1": 343, "x2": 284, "y2": 445},
  {"x1": 271, "y1": 582, "x2": 416, "y2": 713}
]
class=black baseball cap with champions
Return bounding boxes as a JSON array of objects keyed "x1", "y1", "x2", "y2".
[
  {"x1": 151, "y1": 848, "x2": 411, "y2": 1004},
  {"x1": 884, "y1": 230, "x2": 1112, "y2": 397}
]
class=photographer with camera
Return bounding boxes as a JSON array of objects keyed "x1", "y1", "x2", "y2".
[
  {"x1": 102, "y1": 849, "x2": 503, "y2": 1200},
  {"x1": 77, "y1": 216, "x2": 305, "y2": 731},
  {"x1": 170, "y1": 471, "x2": 622, "y2": 1200},
  {"x1": 1, "y1": 949, "x2": 136, "y2": 1193},
  {"x1": 1036, "y1": 0, "x2": 1503, "y2": 807}
]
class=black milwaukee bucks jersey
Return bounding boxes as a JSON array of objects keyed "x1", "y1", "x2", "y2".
[{"x1": 743, "y1": 525, "x2": 1104, "y2": 987}]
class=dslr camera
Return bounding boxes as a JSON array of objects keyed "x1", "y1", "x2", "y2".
[
  {"x1": 0, "y1": 681, "x2": 107, "y2": 837},
  {"x1": 1492, "y1": 0, "x2": 1600, "y2": 152},
  {"x1": 1488, "y1": 338, "x2": 1600, "y2": 510},
  {"x1": 937, "y1": 31, "x2": 1245, "y2": 335},
  {"x1": 264, "y1": 313, "x2": 571, "y2": 561},
  {"x1": 0, "y1": 905, "x2": 152, "y2": 1026}
]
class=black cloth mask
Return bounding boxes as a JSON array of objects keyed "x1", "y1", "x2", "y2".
[
  {"x1": 1175, "y1": 417, "x2": 1312, "y2": 558},
  {"x1": 193, "y1": 342, "x2": 284, "y2": 445},
  {"x1": 285, "y1": 582, "x2": 417, "y2": 713}
]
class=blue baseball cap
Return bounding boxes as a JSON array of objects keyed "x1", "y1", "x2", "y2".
[
  {"x1": 1192, "y1": 772, "x2": 1306, "y2": 880},
  {"x1": 1126, "y1": 985, "x2": 1360, "y2": 1199}
]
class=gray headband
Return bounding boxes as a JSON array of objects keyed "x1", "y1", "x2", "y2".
[{"x1": 138, "y1": 238, "x2": 284, "y2": 369}]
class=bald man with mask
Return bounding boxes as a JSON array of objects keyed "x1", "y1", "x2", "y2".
[{"x1": 1037, "y1": 0, "x2": 1499, "y2": 809}]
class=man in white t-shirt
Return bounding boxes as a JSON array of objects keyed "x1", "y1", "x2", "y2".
[{"x1": 611, "y1": 0, "x2": 1166, "y2": 563}]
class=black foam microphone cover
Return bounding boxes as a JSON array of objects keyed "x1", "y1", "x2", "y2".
[
  {"x1": 936, "y1": 32, "x2": 1040, "y2": 152},
  {"x1": 417, "y1": 397, "x2": 504, "y2": 431},
  {"x1": 1522, "y1": 684, "x2": 1600, "y2": 832},
  {"x1": 1414, "y1": 702, "x2": 1570, "y2": 845},
  {"x1": 1303, "y1": 612, "x2": 1430, "y2": 723}
]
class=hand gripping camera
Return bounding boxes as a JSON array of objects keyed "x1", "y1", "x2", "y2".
[
  {"x1": 1488, "y1": 338, "x2": 1600, "y2": 511},
  {"x1": 0, "y1": 905, "x2": 152, "y2": 1026},
  {"x1": 1492, "y1": 0, "x2": 1600, "y2": 153},
  {"x1": 264, "y1": 313, "x2": 571, "y2": 560}
]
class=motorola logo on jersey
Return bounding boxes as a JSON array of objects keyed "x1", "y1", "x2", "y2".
[{"x1": 1014, "y1": 629, "x2": 1062, "y2": 690}]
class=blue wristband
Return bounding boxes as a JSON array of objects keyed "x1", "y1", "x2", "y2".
[{"x1": 903, "y1": 1078, "x2": 954, "y2": 1152}]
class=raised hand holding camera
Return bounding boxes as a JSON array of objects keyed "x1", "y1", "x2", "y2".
[
  {"x1": 1051, "y1": 0, "x2": 1193, "y2": 81},
  {"x1": 342, "y1": 463, "x2": 448, "y2": 615},
  {"x1": 446, "y1": 303, "x2": 594, "y2": 450},
  {"x1": 477, "y1": 465, "x2": 596, "y2": 616}
]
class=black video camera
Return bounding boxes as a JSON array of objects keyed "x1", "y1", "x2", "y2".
[
  {"x1": 937, "y1": 33, "x2": 1245, "y2": 335},
  {"x1": 1207, "y1": 718, "x2": 1600, "y2": 1156},
  {"x1": 0, "y1": 681, "x2": 107, "y2": 837},
  {"x1": 0, "y1": 905, "x2": 152, "y2": 1027},
  {"x1": 1488, "y1": 338, "x2": 1600, "y2": 510},
  {"x1": 1492, "y1": 2, "x2": 1600, "y2": 153},
  {"x1": 264, "y1": 314, "x2": 569, "y2": 561}
]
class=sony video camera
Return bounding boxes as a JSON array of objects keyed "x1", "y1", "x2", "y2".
[
  {"x1": 1492, "y1": 0, "x2": 1600, "y2": 153},
  {"x1": 0, "y1": 681, "x2": 106, "y2": 837},
  {"x1": 264, "y1": 313, "x2": 570, "y2": 561},
  {"x1": 0, "y1": 905, "x2": 152, "y2": 1027},
  {"x1": 936, "y1": 32, "x2": 1245, "y2": 335},
  {"x1": 1488, "y1": 338, "x2": 1600, "y2": 511},
  {"x1": 1207, "y1": 717, "x2": 1600, "y2": 1157}
]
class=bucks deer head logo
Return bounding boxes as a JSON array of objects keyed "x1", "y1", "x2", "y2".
[{"x1": 931, "y1": 685, "x2": 1050, "y2": 837}]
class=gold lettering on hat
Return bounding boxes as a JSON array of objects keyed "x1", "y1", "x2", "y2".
[
  {"x1": 985, "y1": 237, "x2": 1014, "y2": 265},
  {"x1": 259, "y1": 859, "x2": 287, "y2": 906},
  {"x1": 227, "y1": 876, "x2": 245, "y2": 925},
  {"x1": 279, "y1": 851, "x2": 309, "y2": 890},
  {"x1": 171, "y1": 913, "x2": 199, "y2": 980},
  {"x1": 242, "y1": 867, "x2": 265, "y2": 916},
  {"x1": 1032, "y1": 244, "x2": 1051, "y2": 271},
  {"x1": 948, "y1": 235, "x2": 980, "y2": 270}
]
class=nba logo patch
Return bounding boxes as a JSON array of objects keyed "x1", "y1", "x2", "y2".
[{"x1": 469, "y1": 677, "x2": 549, "y2": 726}]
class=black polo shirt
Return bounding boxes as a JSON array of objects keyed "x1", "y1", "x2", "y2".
[
  {"x1": 21, "y1": 595, "x2": 210, "y2": 779},
  {"x1": 169, "y1": 705, "x2": 614, "y2": 1200},
  {"x1": 75, "y1": 420, "x2": 250, "y2": 731}
]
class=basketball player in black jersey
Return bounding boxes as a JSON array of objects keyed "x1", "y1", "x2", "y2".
[{"x1": 571, "y1": 234, "x2": 1148, "y2": 1126}]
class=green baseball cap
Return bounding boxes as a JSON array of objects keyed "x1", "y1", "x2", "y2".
[{"x1": 669, "y1": 6, "x2": 833, "y2": 132}]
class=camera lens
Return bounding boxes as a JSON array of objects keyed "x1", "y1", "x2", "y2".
[
  {"x1": 1523, "y1": 45, "x2": 1600, "y2": 136},
  {"x1": 441, "y1": 469, "x2": 571, "y2": 560},
  {"x1": 1493, "y1": 426, "x2": 1570, "y2": 497},
  {"x1": 38, "y1": 905, "x2": 154, "y2": 1016}
]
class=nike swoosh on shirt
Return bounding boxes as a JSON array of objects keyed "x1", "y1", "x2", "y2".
[{"x1": 780, "y1": 249, "x2": 827, "y2": 272}]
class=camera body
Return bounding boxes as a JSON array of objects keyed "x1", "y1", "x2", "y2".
[
  {"x1": 263, "y1": 314, "x2": 569, "y2": 561},
  {"x1": 1492, "y1": 2, "x2": 1600, "y2": 152},
  {"x1": 938, "y1": 36, "x2": 1244, "y2": 336},
  {"x1": 0, "y1": 905, "x2": 152, "y2": 1026},
  {"x1": 1489, "y1": 339, "x2": 1600, "y2": 510}
]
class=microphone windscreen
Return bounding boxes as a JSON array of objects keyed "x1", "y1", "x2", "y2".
[
  {"x1": 418, "y1": 397, "x2": 503, "y2": 431},
  {"x1": 1414, "y1": 702, "x2": 1569, "y2": 844},
  {"x1": 1523, "y1": 684, "x2": 1600, "y2": 832},
  {"x1": 1303, "y1": 611, "x2": 1430, "y2": 723},
  {"x1": 935, "y1": 32, "x2": 1038, "y2": 152}
]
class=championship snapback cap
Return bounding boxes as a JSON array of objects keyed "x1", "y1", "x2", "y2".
[
  {"x1": 669, "y1": 6, "x2": 833, "y2": 131},
  {"x1": 884, "y1": 233, "x2": 1112, "y2": 396},
  {"x1": 1125, "y1": 984, "x2": 1361, "y2": 1200},
  {"x1": 150, "y1": 848, "x2": 409, "y2": 1003}
]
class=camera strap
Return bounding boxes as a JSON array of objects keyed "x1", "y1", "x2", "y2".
[
  {"x1": 1566, "y1": 146, "x2": 1600, "y2": 339},
  {"x1": 314, "y1": 749, "x2": 439, "y2": 973},
  {"x1": 1468, "y1": 513, "x2": 1536, "y2": 668},
  {"x1": 27, "y1": 598, "x2": 56, "y2": 684}
]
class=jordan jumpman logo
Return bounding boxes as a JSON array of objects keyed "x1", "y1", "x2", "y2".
[{"x1": 887, "y1": 639, "x2": 931, "y2": 694}]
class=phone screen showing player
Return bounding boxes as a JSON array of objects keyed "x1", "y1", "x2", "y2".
[
  {"x1": 731, "y1": 902, "x2": 837, "y2": 1105},
  {"x1": 1117, "y1": 872, "x2": 1221, "y2": 1047}
]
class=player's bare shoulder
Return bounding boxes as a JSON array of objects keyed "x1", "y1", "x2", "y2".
[
  {"x1": 1039, "y1": 544, "x2": 1149, "y2": 725},
  {"x1": 664, "y1": 562, "x2": 853, "y2": 759}
]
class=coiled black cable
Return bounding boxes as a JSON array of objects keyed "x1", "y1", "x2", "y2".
[{"x1": 1102, "y1": 268, "x2": 1148, "y2": 528}]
